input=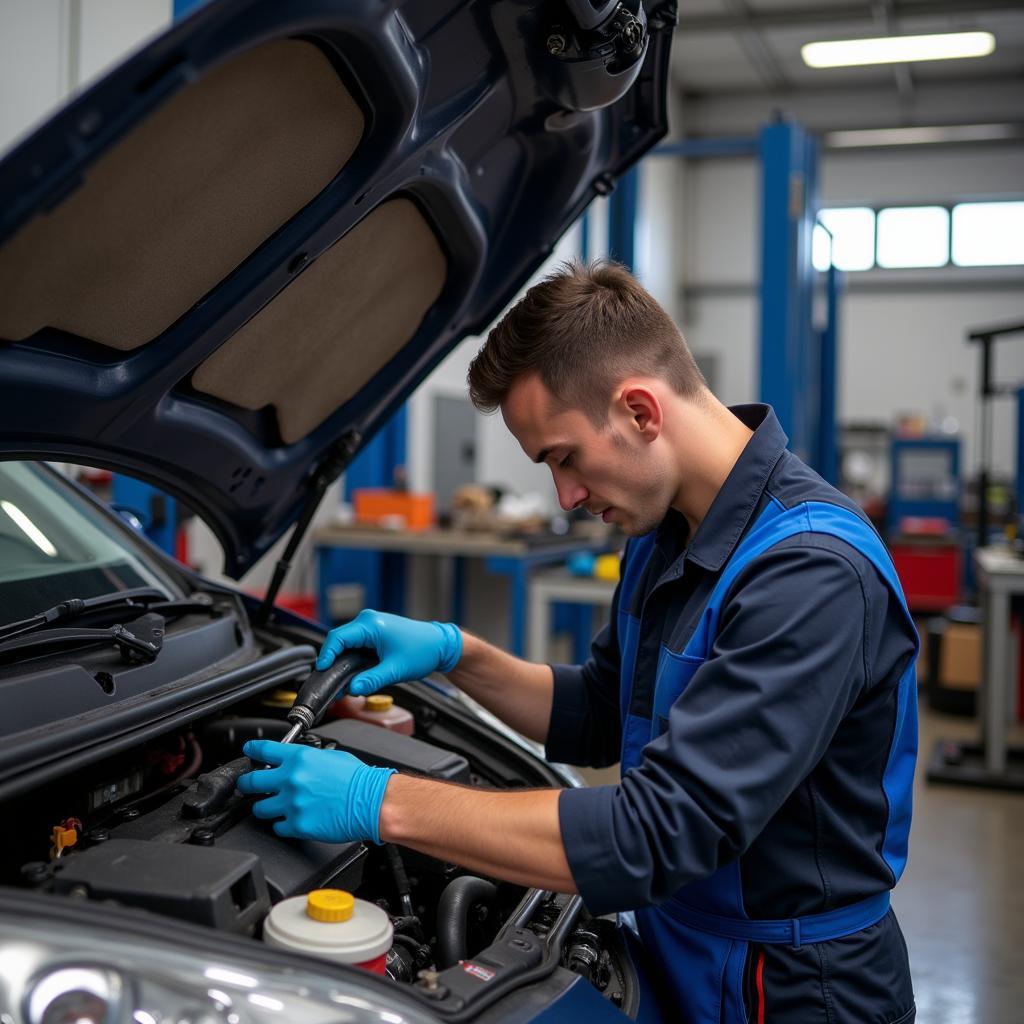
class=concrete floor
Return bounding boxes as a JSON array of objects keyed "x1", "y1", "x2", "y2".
[
  {"x1": 579, "y1": 701, "x2": 1024, "y2": 1021},
  {"x1": 897, "y1": 704, "x2": 1024, "y2": 1024}
]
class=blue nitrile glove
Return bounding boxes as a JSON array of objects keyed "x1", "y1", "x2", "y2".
[
  {"x1": 237, "y1": 740, "x2": 396, "y2": 844},
  {"x1": 315, "y1": 608, "x2": 462, "y2": 696}
]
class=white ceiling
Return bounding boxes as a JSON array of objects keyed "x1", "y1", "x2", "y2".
[{"x1": 670, "y1": 0, "x2": 1024, "y2": 135}]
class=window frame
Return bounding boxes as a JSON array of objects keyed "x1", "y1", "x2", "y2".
[
  {"x1": 949, "y1": 200, "x2": 1024, "y2": 268},
  {"x1": 815, "y1": 197, "x2": 1024, "y2": 273},
  {"x1": 874, "y1": 204, "x2": 951, "y2": 270}
]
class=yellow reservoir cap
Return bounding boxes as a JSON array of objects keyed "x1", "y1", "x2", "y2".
[
  {"x1": 262, "y1": 688, "x2": 298, "y2": 708},
  {"x1": 364, "y1": 694, "x2": 394, "y2": 712},
  {"x1": 307, "y1": 889, "x2": 354, "y2": 923}
]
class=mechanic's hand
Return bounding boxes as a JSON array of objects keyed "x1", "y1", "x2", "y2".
[
  {"x1": 237, "y1": 740, "x2": 396, "y2": 844},
  {"x1": 315, "y1": 608, "x2": 462, "y2": 695}
]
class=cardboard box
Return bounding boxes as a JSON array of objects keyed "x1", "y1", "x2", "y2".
[
  {"x1": 938, "y1": 622, "x2": 981, "y2": 691},
  {"x1": 912, "y1": 617, "x2": 929, "y2": 683}
]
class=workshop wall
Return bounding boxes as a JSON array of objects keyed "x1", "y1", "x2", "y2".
[
  {"x1": 679, "y1": 143, "x2": 1024, "y2": 477},
  {"x1": 636, "y1": 154, "x2": 685, "y2": 326},
  {"x1": 0, "y1": 2, "x2": 64, "y2": 152}
]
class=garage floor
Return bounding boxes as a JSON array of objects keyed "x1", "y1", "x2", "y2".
[
  {"x1": 897, "y1": 705, "x2": 1024, "y2": 1024},
  {"x1": 578, "y1": 702, "x2": 1024, "y2": 1021}
]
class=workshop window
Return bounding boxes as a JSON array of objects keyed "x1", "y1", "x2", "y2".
[
  {"x1": 876, "y1": 206, "x2": 950, "y2": 269},
  {"x1": 951, "y1": 201, "x2": 1024, "y2": 267},
  {"x1": 814, "y1": 207, "x2": 876, "y2": 272}
]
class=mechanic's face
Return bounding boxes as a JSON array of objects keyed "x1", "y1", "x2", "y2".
[{"x1": 501, "y1": 373, "x2": 673, "y2": 537}]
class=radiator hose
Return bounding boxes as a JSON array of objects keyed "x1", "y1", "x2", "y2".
[{"x1": 436, "y1": 876, "x2": 498, "y2": 968}]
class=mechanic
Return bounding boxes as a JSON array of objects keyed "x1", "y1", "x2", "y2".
[{"x1": 239, "y1": 260, "x2": 918, "y2": 1023}]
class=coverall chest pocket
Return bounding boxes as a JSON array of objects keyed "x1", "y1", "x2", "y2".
[{"x1": 652, "y1": 646, "x2": 705, "y2": 737}]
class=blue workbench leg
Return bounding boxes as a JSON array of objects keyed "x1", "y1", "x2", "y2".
[
  {"x1": 510, "y1": 562, "x2": 527, "y2": 657},
  {"x1": 317, "y1": 545, "x2": 340, "y2": 625},
  {"x1": 572, "y1": 604, "x2": 593, "y2": 664},
  {"x1": 453, "y1": 556, "x2": 466, "y2": 626},
  {"x1": 381, "y1": 552, "x2": 406, "y2": 616}
]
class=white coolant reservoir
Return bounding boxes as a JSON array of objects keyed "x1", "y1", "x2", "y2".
[{"x1": 263, "y1": 889, "x2": 393, "y2": 974}]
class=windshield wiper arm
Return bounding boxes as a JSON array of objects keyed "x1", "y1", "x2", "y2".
[
  {"x1": 0, "y1": 612, "x2": 165, "y2": 665},
  {"x1": 0, "y1": 585, "x2": 184, "y2": 638}
]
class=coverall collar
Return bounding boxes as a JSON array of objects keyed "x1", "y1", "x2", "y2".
[{"x1": 656, "y1": 403, "x2": 788, "y2": 573}]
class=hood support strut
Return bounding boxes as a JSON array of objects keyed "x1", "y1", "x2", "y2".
[{"x1": 255, "y1": 430, "x2": 362, "y2": 627}]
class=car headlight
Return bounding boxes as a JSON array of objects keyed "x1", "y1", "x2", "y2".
[
  {"x1": 0, "y1": 892, "x2": 437, "y2": 1024},
  {"x1": 25, "y1": 966, "x2": 122, "y2": 1024}
]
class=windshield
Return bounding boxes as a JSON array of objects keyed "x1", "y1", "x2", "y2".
[{"x1": 0, "y1": 463, "x2": 181, "y2": 622}]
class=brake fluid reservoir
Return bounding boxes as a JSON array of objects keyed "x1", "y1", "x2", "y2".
[
  {"x1": 326, "y1": 694, "x2": 366, "y2": 720},
  {"x1": 263, "y1": 889, "x2": 393, "y2": 974},
  {"x1": 352, "y1": 694, "x2": 414, "y2": 735},
  {"x1": 327, "y1": 693, "x2": 414, "y2": 734}
]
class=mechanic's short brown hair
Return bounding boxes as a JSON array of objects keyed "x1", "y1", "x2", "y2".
[{"x1": 467, "y1": 258, "x2": 706, "y2": 423}]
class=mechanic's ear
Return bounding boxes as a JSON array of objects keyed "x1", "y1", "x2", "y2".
[{"x1": 619, "y1": 384, "x2": 663, "y2": 442}]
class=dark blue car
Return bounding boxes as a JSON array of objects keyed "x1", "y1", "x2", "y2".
[{"x1": 0, "y1": 2, "x2": 676, "y2": 1021}]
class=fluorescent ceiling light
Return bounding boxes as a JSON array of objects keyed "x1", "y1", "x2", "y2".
[
  {"x1": 826, "y1": 124, "x2": 1021, "y2": 148},
  {"x1": 802, "y1": 31, "x2": 995, "y2": 69}
]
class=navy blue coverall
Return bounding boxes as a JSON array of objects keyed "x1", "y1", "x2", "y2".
[{"x1": 546, "y1": 405, "x2": 919, "y2": 1024}]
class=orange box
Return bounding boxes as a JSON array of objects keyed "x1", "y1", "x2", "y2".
[{"x1": 353, "y1": 489, "x2": 435, "y2": 531}]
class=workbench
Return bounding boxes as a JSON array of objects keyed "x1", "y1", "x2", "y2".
[
  {"x1": 928, "y1": 545, "x2": 1024, "y2": 789},
  {"x1": 314, "y1": 524, "x2": 613, "y2": 656},
  {"x1": 526, "y1": 568, "x2": 618, "y2": 664}
]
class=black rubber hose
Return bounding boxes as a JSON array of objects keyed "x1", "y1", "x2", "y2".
[
  {"x1": 436, "y1": 875, "x2": 499, "y2": 969},
  {"x1": 386, "y1": 844, "x2": 416, "y2": 919},
  {"x1": 182, "y1": 756, "x2": 252, "y2": 819}
]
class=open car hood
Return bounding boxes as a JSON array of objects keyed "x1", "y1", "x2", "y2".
[{"x1": 0, "y1": 0, "x2": 675, "y2": 575}]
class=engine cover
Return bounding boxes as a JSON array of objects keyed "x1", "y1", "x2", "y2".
[{"x1": 54, "y1": 838, "x2": 271, "y2": 935}]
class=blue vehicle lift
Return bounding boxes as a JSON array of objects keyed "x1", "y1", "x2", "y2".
[
  {"x1": 608, "y1": 165, "x2": 639, "y2": 272},
  {"x1": 757, "y1": 120, "x2": 839, "y2": 481},
  {"x1": 111, "y1": 475, "x2": 177, "y2": 555},
  {"x1": 654, "y1": 122, "x2": 841, "y2": 483},
  {"x1": 173, "y1": 0, "x2": 206, "y2": 17}
]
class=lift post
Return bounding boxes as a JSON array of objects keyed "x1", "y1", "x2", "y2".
[
  {"x1": 758, "y1": 120, "x2": 838, "y2": 480},
  {"x1": 759, "y1": 120, "x2": 816, "y2": 464}
]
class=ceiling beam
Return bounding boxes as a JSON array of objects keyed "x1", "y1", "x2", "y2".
[
  {"x1": 677, "y1": 0, "x2": 1022, "y2": 33},
  {"x1": 674, "y1": 70, "x2": 1024, "y2": 135},
  {"x1": 720, "y1": 0, "x2": 788, "y2": 91},
  {"x1": 874, "y1": 0, "x2": 914, "y2": 98},
  {"x1": 678, "y1": 69, "x2": 1023, "y2": 101}
]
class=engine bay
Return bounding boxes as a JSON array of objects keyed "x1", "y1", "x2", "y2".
[{"x1": 2, "y1": 652, "x2": 637, "y2": 1018}]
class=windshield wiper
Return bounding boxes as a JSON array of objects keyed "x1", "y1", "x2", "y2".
[
  {"x1": 0, "y1": 588, "x2": 218, "y2": 644},
  {"x1": 0, "y1": 612, "x2": 165, "y2": 665}
]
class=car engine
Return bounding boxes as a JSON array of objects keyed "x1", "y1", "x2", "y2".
[{"x1": 2, "y1": 649, "x2": 637, "y2": 1017}]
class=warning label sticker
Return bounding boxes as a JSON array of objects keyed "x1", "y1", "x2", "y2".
[{"x1": 462, "y1": 962, "x2": 496, "y2": 982}]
